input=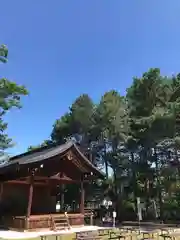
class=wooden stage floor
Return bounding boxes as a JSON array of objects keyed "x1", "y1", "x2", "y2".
[{"x1": 12, "y1": 213, "x2": 84, "y2": 230}]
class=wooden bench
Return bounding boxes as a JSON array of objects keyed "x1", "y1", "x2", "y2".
[
  {"x1": 76, "y1": 231, "x2": 100, "y2": 240},
  {"x1": 160, "y1": 232, "x2": 180, "y2": 240},
  {"x1": 140, "y1": 230, "x2": 157, "y2": 239},
  {"x1": 160, "y1": 234, "x2": 173, "y2": 240},
  {"x1": 98, "y1": 228, "x2": 111, "y2": 237},
  {"x1": 76, "y1": 237, "x2": 101, "y2": 240},
  {"x1": 109, "y1": 231, "x2": 126, "y2": 240}
]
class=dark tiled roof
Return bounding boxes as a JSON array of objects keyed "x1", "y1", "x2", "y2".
[
  {"x1": 0, "y1": 141, "x2": 104, "y2": 177},
  {"x1": 10, "y1": 141, "x2": 73, "y2": 165}
]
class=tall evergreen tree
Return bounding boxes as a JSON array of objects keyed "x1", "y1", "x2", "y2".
[{"x1": 0, "y1": 44, "x2": 28, "y2": 156}]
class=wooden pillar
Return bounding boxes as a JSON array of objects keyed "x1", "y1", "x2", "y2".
[
  {"x1": 0, "y1": 183, "x2": 3, "y2": 202},
  {"x1": 60, "y1": 184, "x2": 65, "y2": 211},
  {"x1": 26, "y1": 172, "x2": 34, "y2": 229},
  {"x1": 80, "y1": 179, "x2": 85, "y2": 214}
]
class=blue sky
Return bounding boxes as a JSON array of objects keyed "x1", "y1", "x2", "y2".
[{"x1": 1, "y1": 0, "x2": 180, "y2": 155}]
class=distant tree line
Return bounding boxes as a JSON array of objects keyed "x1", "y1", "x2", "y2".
[{"x1": 27, "y1": 68, "x2": 180, "y2": 222}]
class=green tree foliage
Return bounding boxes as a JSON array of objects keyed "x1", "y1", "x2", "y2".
[
  {"x1": 30, "y1": 68, "x2": 180, "y2": 221},
  {"x1": 27, "y1": 140, "x2": 53, "y2": 151},
  {"x1": 0, "y1": 44, "x2": 28, "y2": 153},
  {"x1": 51, "y1": 94, "x2": 95, "y2": 144},
  {"x1": 0, "y1": 45, "x2": 8, "y2": 63}
]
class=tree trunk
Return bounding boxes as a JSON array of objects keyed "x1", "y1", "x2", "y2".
[
  {"x1": 145, "y1": 179, "x2": 150, "y2": 219},
  {"x1": 175, "y1": 147, "x2": 180, "y2": 180},
  {"x1": 131, "y1": 152, "x2": 138, "y2": 216},
  {"x1": 113, "y1": 168, "x2": 120, "y2": 217},
  {"x1": 154, "y1": 146, "x2": 163, "y2": 221},
  {"x1": 104, "y1": 142, "x2": 109, "y2": 179},
  {"x1": 105, "y1": 160, "x2": 109, "y2": 179}
]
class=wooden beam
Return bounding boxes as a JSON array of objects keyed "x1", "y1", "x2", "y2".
[
  {"x1": 5, "y1": 178, "x2": 79, "y2": 185},
  {"x1": 50, "y1": 174, "x2": 78, "y2": 183},
  {"x1": 33, "y1": 175, "x2": 78, "y2": 183},
  {"x1": 5, "y1": 180, "x2": 48, "y2": 186}
]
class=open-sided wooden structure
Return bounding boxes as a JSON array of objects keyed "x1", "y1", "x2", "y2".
[{"x1": 0, "y1": 141, "x2": 104, "y2": 231}]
